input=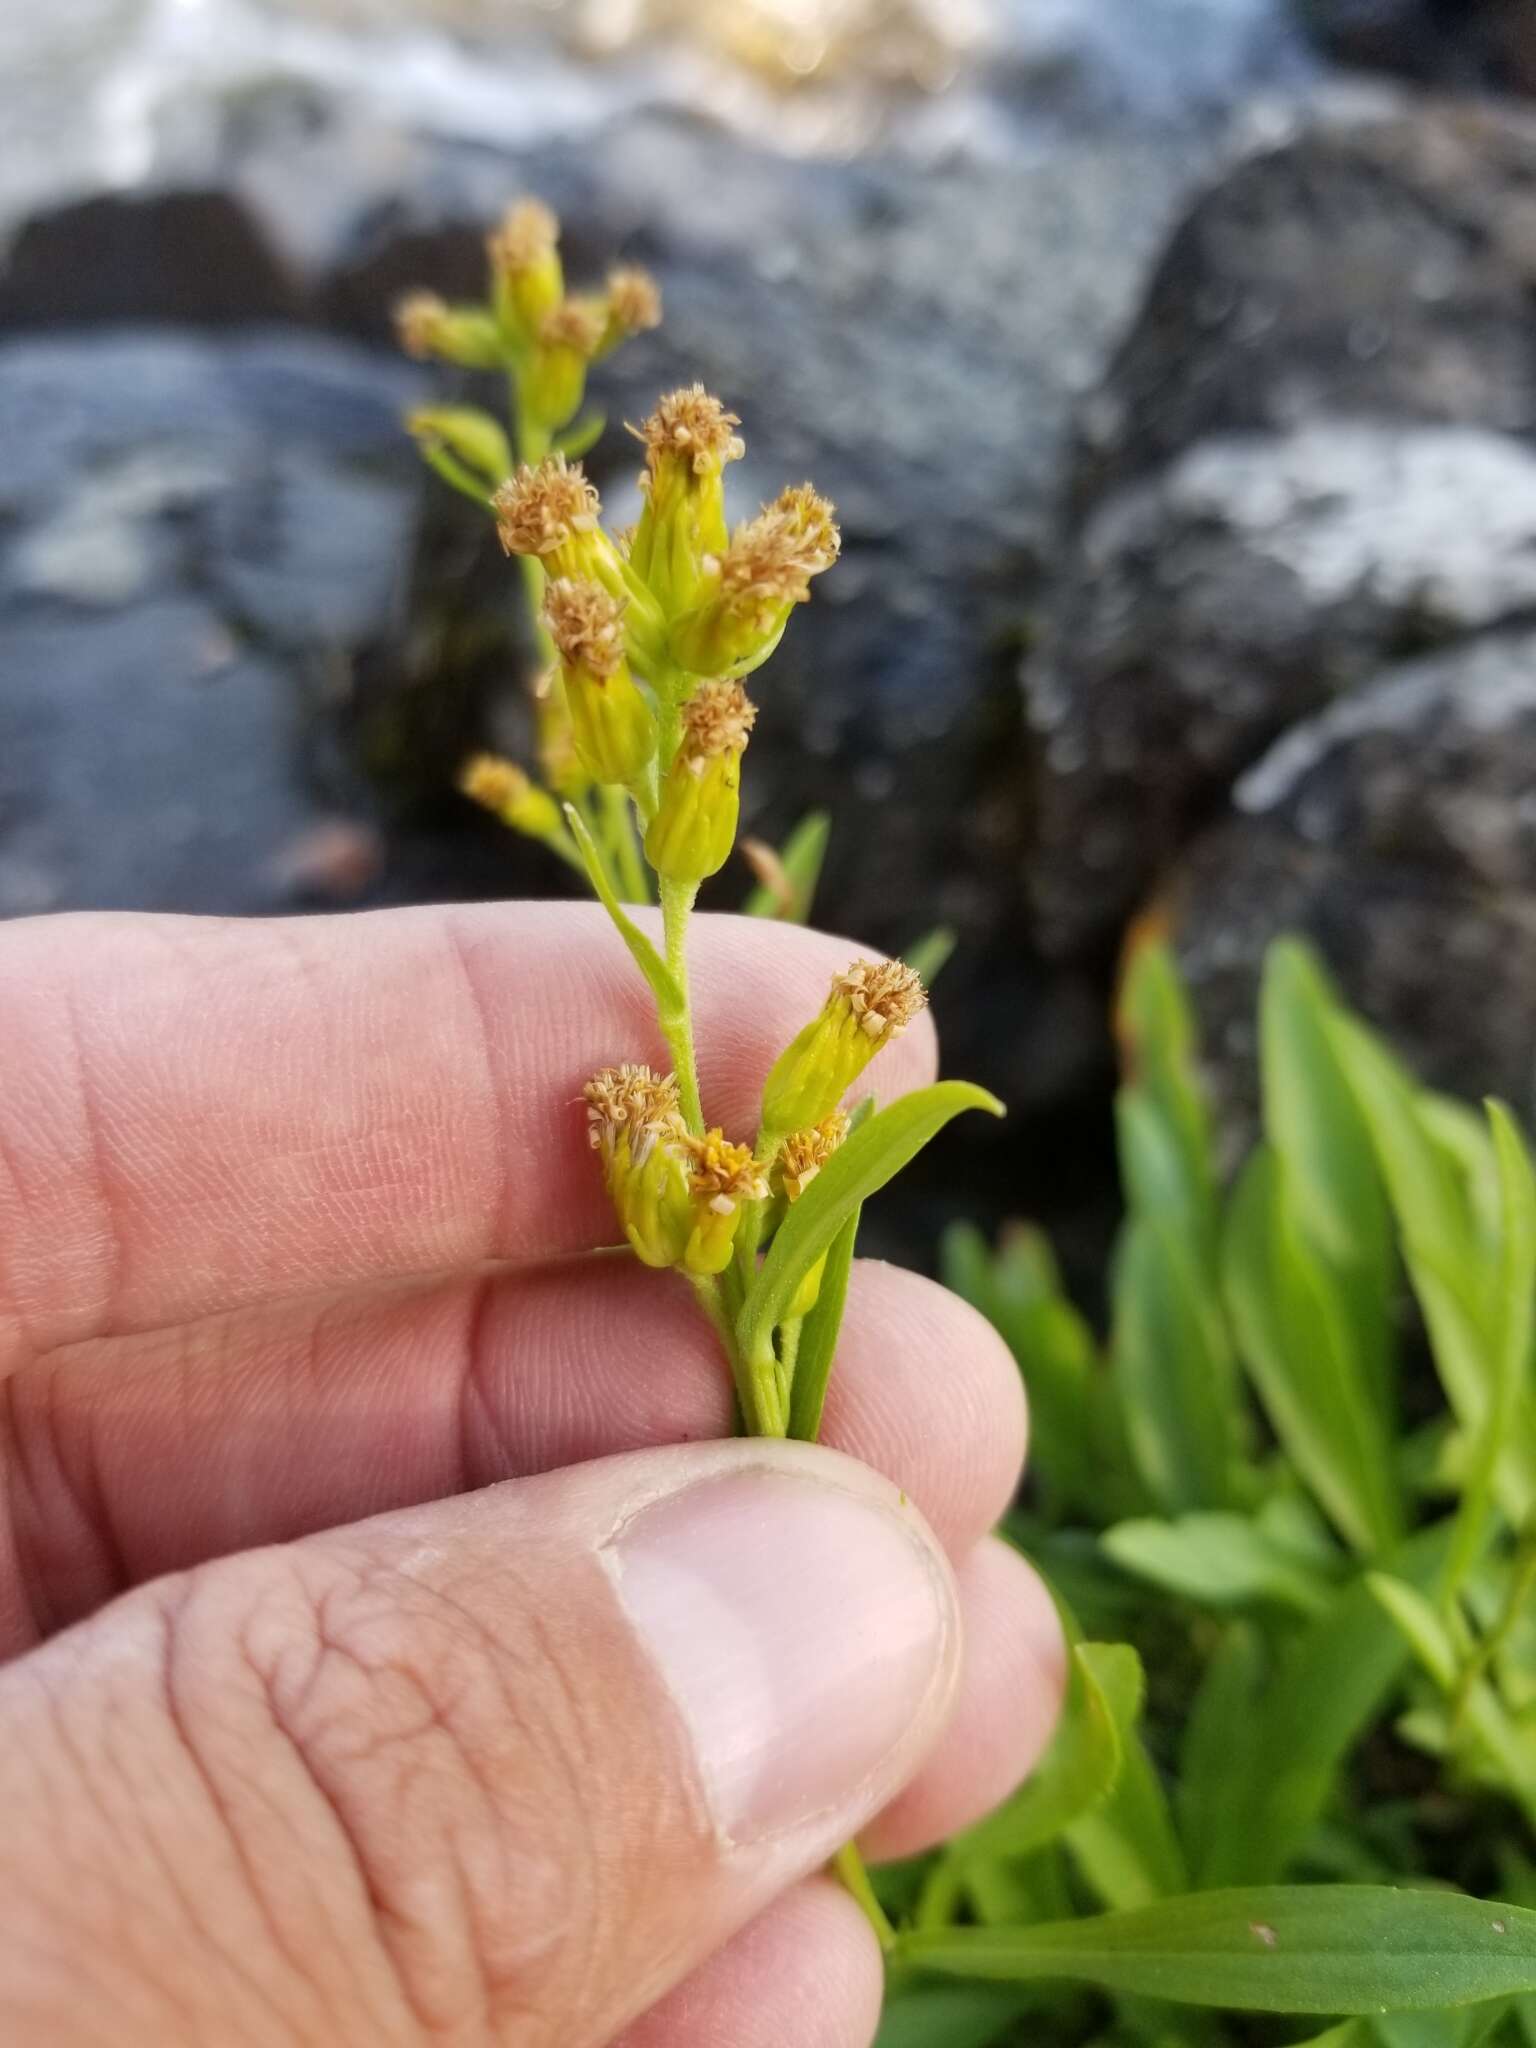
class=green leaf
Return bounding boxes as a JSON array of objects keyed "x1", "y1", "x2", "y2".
[
  {"x1": 563, "y1": 803, "x2": 682, "y2": 1016},
  {"x1": 1111, "y1": 1212, "x2": 1239, "y2": 1513},
  {"x1": 786, "y1": 1206, "x2": 860, "y2": 1443},
  {"x1": 897, "y1": 1887, "x2": 1536, "y2": 2012},
  {"x1": 738, "y1": 1082, "x2": 1003, "y2": 1362},
  {"x1": 1103, "y1": 1511, "x2": 1334, "y2": 1617},
  {"x1": 1178, "y1": 1624, "x2": 1266, "y2": 1881},
  {"x1": 1116, "y1": 940, "x2": 1219, "y2": 1254},
  {"x1": 1223, "y1": 1146, "x2": 1403, "y2": 1556},
  {"x1": 1066, "y1": 1705, "x2": 1190, "y2": 1910},
  {"x1": 1445, "y1": 1102, "x2": 1536, "y2": 1597},
  {"x1": 741, "y1": 810, "x2": 831, "y2": 923},
  {"x1": 875, "y1": 1987, "x2": 1034, "y2": 2048},
  {"x1": 903, "y1": 925, "x2": 957, "y2": 988},
  {"x1": 916, "y1": 1642, "x2": 1138, "y2": 1928},
  {"x1": 552, "y1": 408, "x2": 606, "y2": 459},
  {"x1": 1191, "y1": 1523, "x2": 1451, "y2": 1886}
]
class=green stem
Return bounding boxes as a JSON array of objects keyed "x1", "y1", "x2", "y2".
[
  {"x1": 1452, "y1": 1523, "x2": 1536, "y2": 1731},
  {"x1": 746, "y1": 1335, "x2": 788, "y2": 1439},
  {"x1": 832, "y1": 1843, "x2": 896, "y2": 1955},
  {"x1": 660, "y1": 878, "x2": 704, "y2": 1133},
  {"x1": 571, "y1": 791, "x2": 621, "y2": 902}
]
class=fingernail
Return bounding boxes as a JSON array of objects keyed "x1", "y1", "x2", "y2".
[{"x1": 608, "y1": 1465, "x2": 956, "y2": 1844}]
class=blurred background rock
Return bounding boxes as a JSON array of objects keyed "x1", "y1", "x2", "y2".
[{"x1": 2, "y1": 0, "x2": 1534, "y2": 1280}]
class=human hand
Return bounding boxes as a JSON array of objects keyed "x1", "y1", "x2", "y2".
[{"x1": 0, "y1": 901, "x2": 1064, "y2": 2047}]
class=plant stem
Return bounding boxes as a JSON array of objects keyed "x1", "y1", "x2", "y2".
[
  {"x1": 832, "y1": 1843, "x2": 896, "y2": 1955},
  {"x1": 572, "y1": 791, "x2": 621, "y2": 900},
  {"x1": 660, "y1": 877, "x2": 704, "y2": 1132},
  {"x1": 601, "y1": 785, "x2": 649, "y2": 905}
]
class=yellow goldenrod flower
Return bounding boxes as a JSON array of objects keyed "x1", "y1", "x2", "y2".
[
  {"x1": 543, "y1": 578, "x2": 658, "y2": 788},
  {"x1": 406, "y1": 406, "x2": 512, "y2": 493},
  {"x1": 670, "y1": 487, "x2": 840, "y2": 677},
  {"x1": 493, "y1": 457, "x2": 666, "y2": 666},
  {"x1": 584, "y1": 1066, "x2": 694, "y2": 1268},
  {"x1": 777, "y1": 1110, "x2": 851, "y2": 1315},
  {"x1": 526, "y1": 298, "x2": 606, "y2": 430},
  {"x1": 628, "y1": 385, "x2": 745, "y2": 615},
  {"x1": 644, "y1": 680, "x2": 756, "y2": 884},
  {"x1": 394, "y1": 292, "x2": 505, "y2": 369},
  {"x1": 682, "y1": 1128, "x2": 770, "y2": 1276},
  {"x1": 458, "y1": 753, "x2": 564, "y2": 842},
  {"x1": 487, "y1": 197, "x2": 564, "y2": 342},
  {"x1": 599, "y1": 266, "x2": 663, "y2": 356},
  {"x1": 761, "y1": 959, "x2": 928, "y2": 1137}
]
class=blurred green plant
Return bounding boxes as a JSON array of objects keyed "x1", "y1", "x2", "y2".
[{"x1": 880, "y1": 935, "x2": 1536, "y2": 2044}]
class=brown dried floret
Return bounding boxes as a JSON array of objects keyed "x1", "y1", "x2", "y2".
[
  {"x1": 583, "y1": 1064, "x2": 683, "y2": 1158},
  {"x1": 540, "y1": 298, "x2": 606, "y2": 356},
  {"x1": 543, "y1": 579, "x2": 627, "y2": 677},
  {"x1": 779, "y1": 1111, "x2": 850, "y2": 1201},
  {"x1": 683, "y1": 1129, "x2": 770, "y2": 1213},
  {"x1": 766, "y1": 483, "x2": 841, "y2": 573},
  {"x1": 634, "y1": 384, "x2": 745, "y2": 479},
  {"x1": 493, "y1": 456, "x2": 602, "y2": 558},
  {"x1": 607, "y1": 266, "x2": 663, "y2": 334},
  {"x1": 487, "y1": 197, "x2": 559, "y2": 277},
  {"x1": 394, "y1": 291, "x2": 450, "y2": 359},
  {"x1": 718, "y1": 512, "x2": 816, "y2": 613},
  {"x1": 833, "y1": 959, "x2": 928, "y2": 1041},
  {"x1": 680, "y1": 679, "x2": 757, "y2": 761}
]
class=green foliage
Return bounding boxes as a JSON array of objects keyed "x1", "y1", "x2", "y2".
[{"x1": 922, "y1": 936, "x2": 1536, "y2": 2048}]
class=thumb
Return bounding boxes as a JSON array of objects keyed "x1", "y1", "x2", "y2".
[{"x1": 0, "y1": 1439, "x2": 961, "y2": 2047}]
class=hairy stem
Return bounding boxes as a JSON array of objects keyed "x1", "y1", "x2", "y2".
[{"x1": 660, "y1": 878, "x2": 704, "y2": 1133}]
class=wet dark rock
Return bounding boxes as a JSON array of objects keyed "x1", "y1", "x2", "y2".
[
  {"x1": 1167, "y1": 628, "x2": 1536, "y2": 1131},
  {"x1": 1295, "y1": 0, "x2": 1536, "y2": 95},
  {"x1": 1027, "y1": 105, "x2": 1536, "y2": 957}
]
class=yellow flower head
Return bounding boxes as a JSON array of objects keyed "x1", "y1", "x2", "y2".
[
  {"x1": 583, "y1": 1065, "x2": 693, "y2": 1268},
  {"x1": 605, "y1": 266, "x2": 663, "y2": 338},
  {"x1": 681, "y1": 678, "x2": 757, "y2": 760},
  {"x1": 636, "y1": 384, "x2": 745, "y2": 483},
  {"x1": 395, "y1": 291, "x2": 451, "y2": 359},
  {"x1": 761, "y1": 958, "x2": 928, "y2": 1137},
  {"x1": 681, "y1": 1128, "x2": 770, "y2": 1276},
  {"x1": 583, "y1": 1064, "x2": 683, "y2": 1161},
  {"x1": 539, "y1": 297, "x2": 606, "y2": 358},
  {"x1": 645, "y1": 681, "x2": 756, "y2": 884},
  {"x1": 543, "y1": 578, "x2": 628, "y2": 678},
  {"x1": 457, "y1": 753, "x2": 562, "y2": 841},
  {"x1": 487, "y1": 197, "x2": 559, "y2": 280},
  {"x1": 779, "y1": 1111, "x2": 850, "y2": 1202},
  {"x1": 494, "y1": 456, "x2": 602, "y2": 562},
  {"x1": 542, "y1": 579, "x2": 657, "y2": 787},
  {"x1": 670, "y1": 490, "x2": 840, "y2": 677}
]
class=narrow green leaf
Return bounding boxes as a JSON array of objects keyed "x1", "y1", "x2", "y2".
[
  {"x1": 1445, "y1": 1102, "x2": 1536, "y2": 1597},
  {"x1": 563, "y1": 803, "x2": 682, "y2": 1015},
  {"x1": 1224, "y1": 1147, "x2": 1403, "y2": 1555},
  {"x1": 1103, "y1": 1512, "x2": 1334, "y2": 1617},
  {"x1": 786, "y1": 1207, "x2": 860, "y2": 1443},
  {"x1": 1066, "y1": 1708, "x2": 1190, "y2": 1910},
  {"x1": 897, "y1": 1887, "x2": 1536, "y2": 2013},
  {"x1": 1179, "y1": 1624, "x2": 1266, "y2": 1881},
  {"x1": 903, "y1": 925, "x2": 958, "y2": 988},
  {"x1": 917, "y1": 1642, "x2": 1137, "y2": 1928},
  {"x1": 738, "y1": 1082, "x2": 1003, "y2": 1361},
  {"x1": 741, "y1": 810, "x2": 831, "y2": 923},
  {"x1": 1117, "y1": 940, "x2": 1220, "y2": 1254},
  {"x1": 552, "y1": 408, "x2": 606, "y2": 459},
  {"x1": 875, "y1": 1987, "x2": 1035, "y2": 2048},
  {"x1": 1111, "y1": 1213, "x2": 1238, "y2": 1513}
]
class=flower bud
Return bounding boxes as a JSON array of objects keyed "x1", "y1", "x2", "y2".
[
  {"x1": 644, "y1": 680, "x2": 755, "y2": 884},
  {"x1": 627, "y1": 385, "x2": 744, "y2": 617},
  {"x1": 761, "y1": 960, "x2": 928, "y2": 1138},
  {"x1": 487, "y1": 198, "x2": 564, "y2": 343},
  {"x1": 670, "y1": 486, "x2": 840, "y2": 678},
  {"x1": 777, "y1": 1112, "x2": 851, "y2": 1315},
  {"x1": 493, "y1": 457, "x2": 667, "y2": 669},
  {"x1": 596, "y1": 266, "x2": 663, "y2": 358},
  {"x1": 525, "y1": 299, "x2": 605, "y2": 431},
  {"x1": 584, "y1": 1066, "x2": 693, "y2": 1268},
  {"x1": 394, "y1": 293, "x2": 506, "y2": 370},
  {"x1": 533, "y1": 669, "x2": 592, "y2": 799},
  {"x1": 681, "y1": 1129, "x2": 770, "y2": 1276},
  {"x1": 543, "y1": 578, "x2": 657, "y2": 788},
  {"x1": 406, "y1": 406, "x2": 512, "y2": 493},
  {"x1": 458, "y1": 753, "x2": 563, "y2": 842}
]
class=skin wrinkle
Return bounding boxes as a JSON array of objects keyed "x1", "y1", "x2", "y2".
[{"x1": 441, "y1": 914, "x2": 515, "y2": 1271}]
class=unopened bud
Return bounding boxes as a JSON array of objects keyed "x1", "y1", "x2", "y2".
[
  {"x1": 458, "y1": 753, "x2": 563, "y2": 842},
  {"x1": 761, "y1": 960, "x2": 927, "y2": 1137},
  {"x1": 407, "y1": 406, "x2": 512, "y2": 492},
  {"x1": 394, "y1": 292, "x2": 505, "y2": 370},
  {"x1": 644, "y1": 680, "x2": 755, "y2": 884},
  {"x1": 543, "y1": 579, "x2": 657, "y2": 787}
]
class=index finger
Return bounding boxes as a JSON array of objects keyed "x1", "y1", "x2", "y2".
[{"x1": 0, "y1": 903, "x2": 938, "y2": 1361}]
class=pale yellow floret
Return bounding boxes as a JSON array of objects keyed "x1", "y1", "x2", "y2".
[
  {"x1": 493, "y1": 456, "x2": 602, "y2": 558},
  {"x1": 680, "y1": 679, "x2": 757, "y2": 761},
  {"x1": 683, "y1": 1129, "x2": 769, "y2": 1213},
  {"x1": 607, "y1": 266, "x2": 663, "y2": 333},
  {"x1": 833, "y1": 960, "x2": 928, "y2": 1040},
  {"x1": 633, "y1": 384, "x2": 745, "y2": 479},
  {"x1": 779, "y1": 1111, "x2": 851, "y2": 1201},
  {"x1": 543, "y1": 580, "x2": 628, "y2": 678},
  {"x1": 487, "y1": 197, "x2": 559, "y2": 277}
]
